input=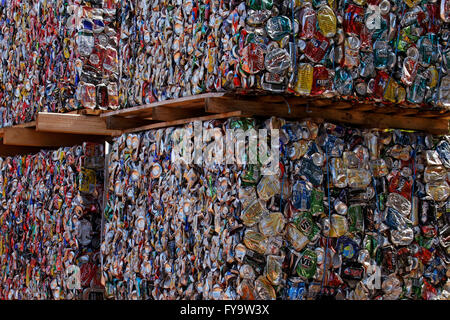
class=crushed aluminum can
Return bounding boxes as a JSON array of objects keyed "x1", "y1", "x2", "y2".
[
  {"x1": 391, "y1": 227, "x2": 414, "y2": 246},
  {"x1": 292, "y1": 180, "x2": 312, "y2": 211},
  {"x1": 296, "y1": 248, "x2": 318, "y2": 280},
  {"x1": 257, "y1": 174, "x2": 281, "y2": 201},
  {"x1": 286, "y1": 223, "x2": 310, "y2": 252},
  {"x1": 386, "y1": 192, "x2": 412, "y2": 217},
  {"x1": 241, "y1": 199, "x2": 267, "y2": 227}
]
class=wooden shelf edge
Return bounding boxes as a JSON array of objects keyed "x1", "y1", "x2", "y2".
[
  {"x1": 36, "y1": 112, "x2": 122, "y2": 137},
  {"x1": 3, "y1": 127, "x2": 108, "y2": 147},
  {"x1": 100, "y1": 92, "x2": 227, "y2": 118},
  {"x1": 125, "y1": 111, "x2": 245, "y2": 134}
]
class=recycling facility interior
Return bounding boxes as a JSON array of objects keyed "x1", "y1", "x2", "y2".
[{"x1": 0, "y1": 0, "x2": 449, "y2": 300}]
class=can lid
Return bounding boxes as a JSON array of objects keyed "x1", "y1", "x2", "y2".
[
  {"x1": 379, "y1": 0, "x2": 391, "y2": 15},
  {"x1": 406, "y1": 46, "x2": 419, "y2": 60}
]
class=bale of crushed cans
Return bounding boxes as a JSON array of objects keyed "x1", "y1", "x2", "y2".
[
  {"x1": 1, "y1": 0, "x2": 450, "y2": 128},
  {"x1": 102, "y1": 117, "x2": 450, "y2": 300},
  {"x1": 117, "y1": 0, "x2": 450, "y2": 109},
  {"x1": 0, "y1": 0, "x2": 119, "y2": 128},
  {"x1": 0, "y1": 143, "x2": 105, "y2": 300}
]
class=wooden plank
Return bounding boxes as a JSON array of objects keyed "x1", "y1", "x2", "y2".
[
  {"x1": 106, "y1": 116, "x2": 155, "y2": 130},
  {"x1": 327, "y1": 102, "x2": 353, "y2": 109},
  {"x1": 13, "y1": 121, "x2": 36, "y2": 128},
  {"x1": 78, "y1": 109, "x2": 105, "y2": 116},
  {"x1": 100, "y1": 92, "x2": 226, "y2": 118},
  {"x1": 230, "y1": 95, "x2": 310, "y2": 106},
  {"x1": 205, "y1": 97, "x2": 449, "y2": 135},
  {"x1": 390, "y1": 108, "x2": 420, "y2": 116},
  {"x1": 309, "y1": 99, "x2": 335, "y2": 107},
  {"x1": 0, "y1": 121, "x2": 37, "y2": 139},
  {"x1": 36, "y1": 112, "x2": 122, "y2": 136},
  {"x1": 126, "y1": 111, "x2": 245, "y2": 133},
  {"x1": 67, "y1": 109, "x2": 104, "y2": 116},
  {"x1": 206, "y1": 97, "x2": 312, "y2": 118},
  {"x1": 0, "y1": 142, "x2": 43, "y2": 157},
  {"x1": 152, "y1": 106, "x2": 205, "y2": 121},
  {"x1": 438, "y1": 113, "x2": 450, "y2": 120},
  {"x1": 3, "y1": 128, "x2": 107, "y2": 147},
  {"x1": 413, "y1": 110, "x2": 449, "y2": 118},
  {"x1": 255, "y1": 95, "x2": 287, "y2": 103},
  {"x1": 352, "y1": 103, "x2": 376, "y2": 112}
]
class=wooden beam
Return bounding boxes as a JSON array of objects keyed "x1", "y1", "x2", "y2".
[
  {"x1": 0, "y1": 142, "x2": 43, "y2": 157},
  {"x1": 327, "y1": 102, "x2": 353, "y2": 109},
  {"x1": 309, "y1": 99, "x2": 335, "y2": 107},
  {"x1": 352, "y1": 104, "x2": 376, "y2": 112},
  {"x1": 3, "y1": 128, "x2": 107, "y2": 147},
  {"x1": 125, "y1": 111, "x2": 245, "y2": 134},
  {"x1": 13, "y1": 121, "x2": 36, "y2": 128},
  {"x1": 105, "y1": 116, "x2": 155, "y2": 130},
  {"x1": 78, "y1": 109, "x2": 105, "y2": 116},
  {"x1": 437, "y1": 114, "x2": 450, "y2": 120},
  {"x1": 414, "y1": 110, "x2": 450, "y2": 118},
  {"x1": 226, "y1": 95, "x2": 310, "y2": 106},
  {"x1": 395, "y1": 108, "x2": 420, "y2": 116},
  {"x1": 36, "y1": 112, "x2": 122, "y2": 136},
  {"x1": 100, "y1": 92, "x2": 226, "y2": 118},
  {"x1": 152, "y1": 106, "x2": 205, "y2": 121},
  {"x1": 205, "y1": 97, "x2": 449, "y2": 135},
  {"x1": 206, "y1": 97, "x2": 311, "y2": 118}
]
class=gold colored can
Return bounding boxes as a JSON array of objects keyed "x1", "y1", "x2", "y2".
[
  {"x1": 317, "y1": 5, "x2": 337, "y2": 38},
  {"x1": 241, "y1": 199, "x2": 266, "y2": 226},
  {"x1": 286, "y1": 223, "x2": 310, "y2": 251},
  {"x1": 383, "y1": 78, "x2": 398, "y2": 103},
  {"x1": 403, "y1": 0, "x2": 421, "y2": 8},
  {"x1": 79, "y1": 168, "x2": 96, "y2": 194},
  {"x1": 243, "y1": 230, "x2": 268, "y2": 255},
  {"x1": 329, "y1": 214, "x2": 349, "y2": 238},
  {"x1": 294, "y1": 63, "x2": 313, "y2": 95},
  {"x1": 257, "y1": 174, "x2": 281, "y2": 201},
  {"x1": 428, "y1": 66, "x2": 439, "y2": 88},
  {"x1": 426, "y1": 181, "x2": 450, "y2": 202},
  {"x1": 259, "y1": 212, "x2": 286, "y2": 237}
]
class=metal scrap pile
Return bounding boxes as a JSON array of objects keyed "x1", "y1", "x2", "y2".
[
  {"x1": 117, "y1": 0, "x2": 450, "y2": 108},
  {"x1": 101, "y1": 117, "x2": 450, "y2": 300},
  {"x1": 1, "y1": 0, "x2": 449, "y2": 128},
  {"x1": 0, "y1": 0, "x2": 119, "y2": 128},
  {"x1": 0, "y1": 143, "x2": 104, "y2": 299}
]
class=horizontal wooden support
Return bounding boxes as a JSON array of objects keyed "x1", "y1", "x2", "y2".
[
  {"x1": 0, "y1": 142, "x2": 43, "y2": 157},
  {"x1": 384, "y1": 108, "x2": 419, "y2": 116},
  {"x1": 206, "y1": 97, "x2": 449, "y2": 135},
  {"x1": 152, "y1": 106, "x2": 205, "y2": 121},
  {"x1": 351, "y1": 104, "x2": 376, "y2": 112},
  {"x1": 309, "y1": 99, "x2": 336, "y2": 107},
  {"x1": 106, "y1": 116, "x2": 155, "y2": 130},
  {"x1": 13, "y1": 121, "x2": 36, "y2": 128},
  {"x1": 414, "y1": 110, "x2": 450, "y2": 118},
  {"x1": 37, "y1": 112, "x2": 122, "y2": 136},
  {"x1": 126, "y1": 111, "x2": 245, "y2": 134},
  {"x1": 67, "y1": 109, "x2": 105, "y2": 116},
  {"x1": 326, "y1": 102, "x2": 353, "y2": 109},
  {"x1": 3, "y1": 128, "x2": 107, "y2": 147},
  {"x1": 100, "y1": 92, "x2": 226, "y2": 119}
]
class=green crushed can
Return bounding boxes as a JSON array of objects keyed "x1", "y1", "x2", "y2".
[
  {"x1": 293, "y1": 211, "x2": 319, "y2": 241},
  {"x1": 348, "y1": 204, "x2": 364, "y2": 233},
  {"x1": 296, "y1": 248, "x2": 317, "y2": 279}
]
